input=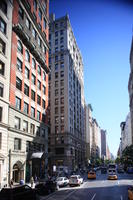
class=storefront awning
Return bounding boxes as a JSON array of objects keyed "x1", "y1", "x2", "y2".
[{"x1": 31, "y1": 152, "x2": 43, "y2": 159}]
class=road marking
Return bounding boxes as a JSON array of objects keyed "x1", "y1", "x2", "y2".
[
  {"x1": 91, "y1": 193, "x2": 96, "y2": 200},
  {"x1": 118, "y1": 181, "x2": 120, "y2": 185},
  {"x1": 120, "y1": 195, "x2": 123, "y2": 200},
  {"x1": 63, "y1": 190, "x2": 76, "y2": 200}
]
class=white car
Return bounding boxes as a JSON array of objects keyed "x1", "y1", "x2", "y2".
[
  {"x1": 69, "y1": 175, "x2": 83, "y2": 186},
  {"x1": 56, "y1": 177, "x2": 69, "y2": 187}
]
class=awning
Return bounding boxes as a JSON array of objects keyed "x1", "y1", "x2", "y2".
[{"x1": 31, "y1": 152, "x2": 43, "y2": 159}]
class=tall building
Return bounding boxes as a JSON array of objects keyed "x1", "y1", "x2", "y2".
[
  {"x1": 101, "y1": 130, "x2": 107, "y2": 159},
  {"x1": 0, "y1": 0, "x2": 13, "y2": 188},
  {"x1": 8, "y1": 0, "x2": 49, "y2": 183},
  {"x1": 128, "y1": 37, "x2": 133, "y2": 144},
  {"x1": 84, "y1": 104, "x2": 93, "y2": 164},
  {"x1": 49, "y1": 14, "x2": 85, "y2": 172}
]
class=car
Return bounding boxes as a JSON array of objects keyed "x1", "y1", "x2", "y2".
[
  {"x1": 101, "y1": 167, "x2": 107, "y2": 174},
  {"x1": 108, "y1": 169, "x2": 117, "y2": 180},
  {"x1": 69, "y1": 175, "x2": 83, "y2": 186},
  {"x1": 88, "y1": 170, "x2": 96, "y2": 179},
  {"x1": 128, "y1": 186, "x2": 133, "y2": 200},
  {"x1": 56, "y1": 177, "x2": 69, "y2": 187},
  {"x1": 0, "y1": 185, "x2": 36, "y2": 200},
  {"x1": 127, "y1": 167, "x2": 133, "y2": 174},
  {"x1": 35, "y1": 179, "x2": 58, "y2": 195}
]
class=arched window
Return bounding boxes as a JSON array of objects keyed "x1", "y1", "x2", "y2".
[
  {"x1": 17, "y1": 40, "x2": 23, "y2": 54},
  {"x1": 25, "y1": 50, "x2": 30, "y2": 62},
  {"x1": 32, "y1": 58, "x2": 36, "y2": 69}
]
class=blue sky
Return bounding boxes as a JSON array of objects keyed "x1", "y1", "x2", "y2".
[{"x1": 50, "y1": 0, "x2": 133, "y2": 156}]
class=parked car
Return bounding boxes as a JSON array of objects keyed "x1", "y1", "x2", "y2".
[
  {"x1": 88, "y1": 170, "x2": 96, "y2": 179},
  {"x1": 108, "y1": 169, "x2": 117, "y2": 180},
  {"x1": 101, "y1": 167, "x2": 107, "y2": 174},
  {"x1": 35, "y1": 179, "x2": 58, "y2": 195},
  {"x1": 128, "y1": 186, "x2": 133, "y2": 200},
  {"x1": 0, "y1": 185, "x2": 36, "y2": 200},
  {"x1": 56, "y1": 177, "x2": 69, "y2": 187},
  {"x1": 69, "y1": 175, "x2": 83, "y2": 186}
]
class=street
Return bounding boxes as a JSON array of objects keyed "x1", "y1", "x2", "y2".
[{"x1": 39, "y1": 172, "x2": 133, "y2": 200}]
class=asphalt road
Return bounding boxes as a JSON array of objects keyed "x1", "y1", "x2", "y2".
[{"x1": 39, "y1": 172, "x2": 133, "y2": 200}]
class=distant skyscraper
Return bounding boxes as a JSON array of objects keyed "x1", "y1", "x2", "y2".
[
  {"x1": 101, "y1": 130, "x2": 107, "y2": 159},
  {"x1": 49, "y1": 14, "x2": 85, "y2": 171}
]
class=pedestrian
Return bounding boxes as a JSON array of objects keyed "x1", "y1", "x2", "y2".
[{"x1": 30, "y1": 176, "x2": 34, "y2": 188}]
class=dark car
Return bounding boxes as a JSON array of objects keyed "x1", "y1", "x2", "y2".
[
  {"x1": 0, "y1": 185, "x2": 36, "y2": 200},
  {"x1": 35, "y1": 179, "x2": 58, "y2": 195},
  {"x1": 101, "y1": 167, "x2": 107, "y2": 174}
]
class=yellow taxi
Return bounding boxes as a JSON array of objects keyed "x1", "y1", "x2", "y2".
[
  {"x1": 128, "y1": 186, "x2": 133, "y2": 200},
  {"x1": 88, "y1": 170, "x2": 96, "y2": 179},
  {"x1": 108, "y1": 169, "x2": 117, "y2": 180}
]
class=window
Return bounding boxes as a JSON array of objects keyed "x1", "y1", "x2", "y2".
[
  {"x1": 61, "y1": 97, "x2": 64, "y2": 104},
  {"x1": 14, "y1": 117, "x2": 20, "y2": 129},
  {"x1": 55, "y1": 72, "x2": 58, "y2": 79},
  {"x1": 0, "y1": 107, "x2": 2, "y2": 122},
  {"x1": 38, "y1": 65, "x2": 41, "y2": 75},
  {"x1": 43, "y1": 18, "x2": 46, "y2": 29},
  {"x1": 31, "y1": 90, "x2": 35, "y2": 101},
  {"x1": 0, "y1": 60, "x2": 4, "y2": 76},
  {"x1": 37, "y1": 111, "x2": 40, "y2": 120},
  {"x1": 55, "y1": 47, "x2": 58, "y2": 52},
  {"x1": 38, "y1": 8, "x2": 42, "y2": 21},
  {"x1": 61, "y1": 125, "x2": 64, "y2": 133},
  {"x1": 30, "y1": 123, "x2": 35, "y2": 134},
  {"x1": 36, "y1": 126, "x2": 40, "y2": 136},
  {"x1": 60, "y1": 88, "x2": 64, "y2": 95},
  {"x1": 55, "y1": 116, "x2": 59, "y2": 124},
  {"x1": 61, "y1": 107, "x2": 64, "y2": 114},
  {"x1": 38, "y1": 23, "x2": 42, "y2": 31},
  {"x1": 23, "y1": 120, "x2": 28, "y2": 132},
  {"x1": 0, "y1": 0, "x2": 7, "y2": 14},
  {"x1": 55, "y1": 23, "x2": 58, "y2": 29},
  {"x1": 55, "y1": 31, "x2": 58, "y2": 37},
  {"x1": 26, "y1": 18, "x2": 31, "y2": 30},
  {"x1": 61, "y1": 62, "x2": 64, "y2": 68},
  {"x1": 60, "y1": 71, "x2": 64, "y2": 77},
  {"x1": 55, "y1": 89, "x2": 58, "y2": 96},
  {"x1": 37, "y1": 95, "x2": 41, "y2": 105},
  {"x1": 37, "y1": 80, "x2": 41, "y2": 90},
  {"x1": 25, "y1": 50, "x2": 30, "y2": 62},
  {"x1": 15, "y1": 96, "x2": 21, "y2": 110},
  {"x1": 42, "y1": 99, "x2": 45, "y2": 109},
  {"x1": 60, "y1": 45, "x2": 64, "y2": 51},
  {"x1": 55, "y1": 56, "x2": 58, "y2": 62},
  {"x1": 42, "y1": 85, "x2": 46, "y2": 94},
  {"x1": 31, "y1": 74, "x2": 36, "y2": 84},
  {"x1": 55, "y1": 126, "x2": 59, "y2": 134},
  {"x1": 33, "y1": 0, "x2": 37, "y2": 11},
  {"x1": 18, "y1": 5, "x2": 24, "y2": 19},
  {"x1": 0, "y1": 17, "x2": 6, "y2": 34},
  {"x1": 43, "y1": 72, "x2": 46, "y2": 81},
  {"x1": 55, "y1": 39, "x2": 58, "y2": 45},
  {"x1": 17, "y1": 58, "x2": 22, "y2": 72},
  {"x1": 17, "y1": 40, "x2": 23, "y2": 54},
  {"x1": 32, "y1": 28, "x2": 36, "y2": 39},
  {"x1": 61, "y1": 116, "x2": 64, "y2": 123},
  {"x1": 55, "y1": 148, "x2": 64, "y2": 154},
  {"x1": 60, "y1": 30, "x2": 64, "y2": 35},
  {"x1": 55, "y1": 81, "x2": 58, "y2": 87},
  {"x1": 16, "y1": 77, "x2": 22, "y2": 90},
  {"x1": 32, "y1": 58, "x2": 36, "y2": 69},
  {"x1": 60, "y1": 80, "x2": 64, "y2": 86},
  {"x1": 43, "y1": 45, "x2": 46, "y2": 54},
  {"x1": 55, "y1": 107, "x2": 58, "y2": 114},
  {"x1": 41, "y1": 128, "x2": 45, "y2": 137},
  {"x1": 61, "y1": 54, "x2": 64, "y2": 60},
  {"x1": 25, "y1": 67, "x2": 29, "y2": 79},
  {"x1": 24, "y1": 84, "x2": 29, "y2": 96},
  {"x1": 0, "y1": 38, "x2": 6, "y2": 54},
  {"x1": 55, "y1": 98, "x2": 58, "y2": 105},
  {"x1": 26, "y1": 141, "x2": 30, "y2": 152},
  {"x1": 0, "y1": 83, "x2": 4, "y2": 97},
  {"x1": 31, "y1": 107, "x2": 35, "y2": 118},
  {"x1": 24, "y1": 102, "x2": 29, "y2": 114},
  {"x1": 55, "y1": 64, "x2": 58, "y2": 70},
  {"x1": 14, "y1": 138, "x2": 21, "y2": 150},
  {"x1": 60, "y1": 37, "x2": 64, "y2": 44}
]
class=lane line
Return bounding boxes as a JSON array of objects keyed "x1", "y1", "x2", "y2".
[
  {"x1": 91, "y1": 193, "x2": 96, "y2": 200},
  {"x1": 63, "y1": 189, "x2": 76, "y2": 200},
  {"x1": 120, "y1": 195, "x2": 123, "y2": 200}
]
